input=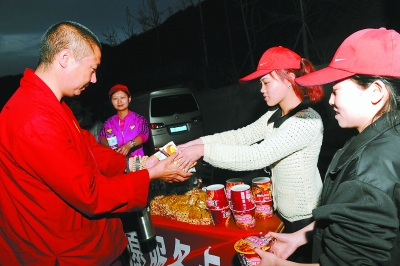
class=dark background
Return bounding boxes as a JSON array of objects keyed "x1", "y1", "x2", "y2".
[
  {"x1": 0, "y1": 0, "x2": 395, "y2": 180},
  {"x1": 1, "y1": 0, "x2": 399, "y2": 111}
]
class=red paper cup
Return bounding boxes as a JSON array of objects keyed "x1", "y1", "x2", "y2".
[
  {"x1": 255, "y1": 200, "x2": 273, "y2": 220},
  {"x1": 230, "y1": 184, "x2": 255, "y2": 211},
  {"x1": 210, "y1": 206, "x2": 231, "y2": 227},
  {"x1": 234, "y1": 235, "x2": 272, "y2": 265},
  {"x1": 226, "y1": 178, "x2": 244, "y2": 202},
  {"x1": 252, "y1": 177, "x2": 272, "y2": 203},
  {"x1": 206, "y1": 184, "x2": 229, "y2": 210},
  {"x1": 232, "y1": 207, "x2": 256, "y2": 230}
]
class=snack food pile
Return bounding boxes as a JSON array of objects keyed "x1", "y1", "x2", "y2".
[{"x1": 150, "y1": 188, "x2": 212, "y2": 225}]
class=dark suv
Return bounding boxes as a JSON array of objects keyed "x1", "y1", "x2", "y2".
[{"x1": 147, "y1": 87, "x2": 205, "y2": 152}]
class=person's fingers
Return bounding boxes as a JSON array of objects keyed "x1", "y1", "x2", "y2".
[
  {"x1": 168, "y1": 152, "x2": 185, "y2": 166},
  {"x1": 254, "y1": 248, "x2": 264, "y2": 256},
  {"x1": 169, "y1": 151, "x2": 178, "y2": 159},
  {"x1": 177, "y1": 169, "x2": 192, "y2": 179},
  {"x1": 264, "y1": 231, "x2": 279, "y2": 239},
  {"x1": 162, "y1": 153, "x2": 176, "y2": 163},
  {"x1": 175, "y1": 157, "x2": 185, "y2": 168},
  {"x1": 254, "y1": 247, "x2": 273, "y2": 258},
  {"x1": 254, "y1": 247, "x2": 276, "y2": 264},
  {"x1": 269, "y1": 243, "x2": 275, "y2": 254},
  {"x1": 181, "y1": 160, "x2": 190, "y2": 170}
]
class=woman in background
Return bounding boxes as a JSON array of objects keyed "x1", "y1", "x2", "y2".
[
  {"x1": 177, "y1": 46, "x2": 324, "y2": 262},
  {"x1": 99, "y1": 84, "x2": 149, "y2": 156},
  {"x1": 257, "y1": 28, "x2": 400, "y2": 266}
]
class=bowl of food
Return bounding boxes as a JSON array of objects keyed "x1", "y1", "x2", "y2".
[{"x1": 234, "y1": 235, "x2": 272, "y2": 266}]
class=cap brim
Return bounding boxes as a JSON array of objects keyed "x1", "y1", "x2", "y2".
[
  {"x1": 295, "y1": 67, "x2": 355, "y2": 86},
  {"x1": 109, "y1": 90, "x2": 131, "y2": 98},
  {"x1": 239, "y1": 70, "x2": 273, "y2": 82}
]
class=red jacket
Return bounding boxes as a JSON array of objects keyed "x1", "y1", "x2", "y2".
[{"x1": 0, "y1": 69, "x2": 150, "y2": 265}]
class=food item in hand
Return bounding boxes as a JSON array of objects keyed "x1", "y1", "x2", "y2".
[
  {"x1": 154, "y1": 141, "x2": 196, "y2": 172},
  {"x1": 165, "y1": 143, "x2": 177, "y2": 155},
  {"x1": 234, "y1": 235, "x2": 272, "y2": 266},
  {"x1": 153, "y1": 151, "x2": 168, "y2": 161}
]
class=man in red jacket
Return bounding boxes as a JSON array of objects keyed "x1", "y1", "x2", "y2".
[{"x1": 0, "y1": 21, "x2": 191, "y2": 266}]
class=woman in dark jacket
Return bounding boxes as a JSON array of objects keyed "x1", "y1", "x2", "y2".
[{"x1": 256, "y1": 28, "x2": 400, "y2": 266}]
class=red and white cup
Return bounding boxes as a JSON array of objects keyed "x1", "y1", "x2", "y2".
[
  {"x1": 210, "y1": 206, "x2": 231, "y2": 227},
  {"x1": 232, "y1": 207, "x2": 256, "y2": 230},
  {"x1": 251, "y1": 177, "x2": 272, "y2": 203},
  {"x1": 234, "y1": 235, "x2": 272, "y2": 265},
  {"x1": 230, "y1": 184, "x2": 255, "y2": 211},
  {"x1": 226, "y1": 178, "x2": 244, "y2": 202},
  {"x1": 255, "y1": 200, "x2": 273, "y2": 220},
  {"x1": 206, "y1": 184, "x2": 229, "y2": 210}
]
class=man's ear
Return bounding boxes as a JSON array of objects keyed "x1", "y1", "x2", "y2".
[
  {"x1": 58, "y1": 49, "x2": 72, "y2": 68},
  {"x1": 369, "y1": 80, "x2": 387, "y2": 105}
]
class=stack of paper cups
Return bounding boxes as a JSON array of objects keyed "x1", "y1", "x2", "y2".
[
  {"x1": 225, "y1": 178, "x2": 244, "y2": 206},
  {"x1": 230, "y1": 184, "x2": 256, "y2": 230},
  {"x1": 252, "y1": 177, "x2": 273, "y2": 219},
  {"x1": 206, "y1": 184, "x2": 231, "y2": 227}
]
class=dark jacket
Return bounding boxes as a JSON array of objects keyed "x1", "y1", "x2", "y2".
[{"x1": 312, "y1": 111, "x2": 400, "y2": 265}]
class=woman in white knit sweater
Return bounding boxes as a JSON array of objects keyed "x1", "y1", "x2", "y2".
[{"x1": 177, "y1": 46, "x2": 324, "y2": 262}]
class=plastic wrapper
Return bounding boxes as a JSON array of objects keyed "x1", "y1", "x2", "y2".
[{"x1": 150, "y1": 188, "x2": 212, "y2": 225}]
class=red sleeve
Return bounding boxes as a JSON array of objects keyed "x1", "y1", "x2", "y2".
[
  {"x1": 82, "y1": 130, "x2": 151, "y2": 212},
  {"x1": 13, "y1": 110, "x2": 150, "y2": 216},
  {"x1": 82, "y1": 129, "x2": 126, "y2": 176}
]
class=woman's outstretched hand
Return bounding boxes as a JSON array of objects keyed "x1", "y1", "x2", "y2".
[
  {"x1": 177, "y1": 138, "x2": 203, "y2": 149},
  {"x1": 175, "y1": 144, "x2": 204, "y2": 171}
]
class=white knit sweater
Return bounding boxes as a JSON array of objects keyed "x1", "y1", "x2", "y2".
[{"x1": 201, "y1": 107, "x2": 323, "y2": 222}]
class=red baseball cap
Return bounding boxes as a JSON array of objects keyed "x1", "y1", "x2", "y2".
[
  {"x1": 109, "y1": 84, "x2": 131, "y2": 98},
  {"x1": 296, "y1": 28, "x2": 400, "y2": 86},
  {"x1": 240, "y1": 46, "x2": 301, "y2": 82}
]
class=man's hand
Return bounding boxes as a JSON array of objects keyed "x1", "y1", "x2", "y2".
[
  {"x1": 147, "y1": 153, "x2": 192, "y2": 183},
  {"x1": 146, "y1": 155, "x2": 159, "y2": 169}
]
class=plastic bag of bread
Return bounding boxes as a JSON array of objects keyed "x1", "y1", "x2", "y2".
[{"x1": 150, "y1": 188, "x2": 212, "y2": 225}]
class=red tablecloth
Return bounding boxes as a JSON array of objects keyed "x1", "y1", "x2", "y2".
[{"x1": 125, "y1": 214, "x2": 283, "y2": 265}]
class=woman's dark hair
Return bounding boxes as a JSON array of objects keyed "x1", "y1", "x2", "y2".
[
  {"x1": 351, "y1": 74, "x2": 400, "y2": 126},
  {"x1": 273, "y1": 58, "x2": 324, "y2": 103}
]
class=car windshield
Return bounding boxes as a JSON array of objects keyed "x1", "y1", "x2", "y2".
[{"x1": 151, "y1": 93, "x2": 199, "y2": 117}]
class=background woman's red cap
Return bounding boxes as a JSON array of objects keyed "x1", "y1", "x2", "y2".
[
  {"x1": 296, "y1": 28, "x2": 400, "y2": 86},
  {"x1": 239, "y1": 46, "x2": 301, "y2": 82},
  {"x1": 109, "y1": 84, "x2": 131, "y2": 98}
]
